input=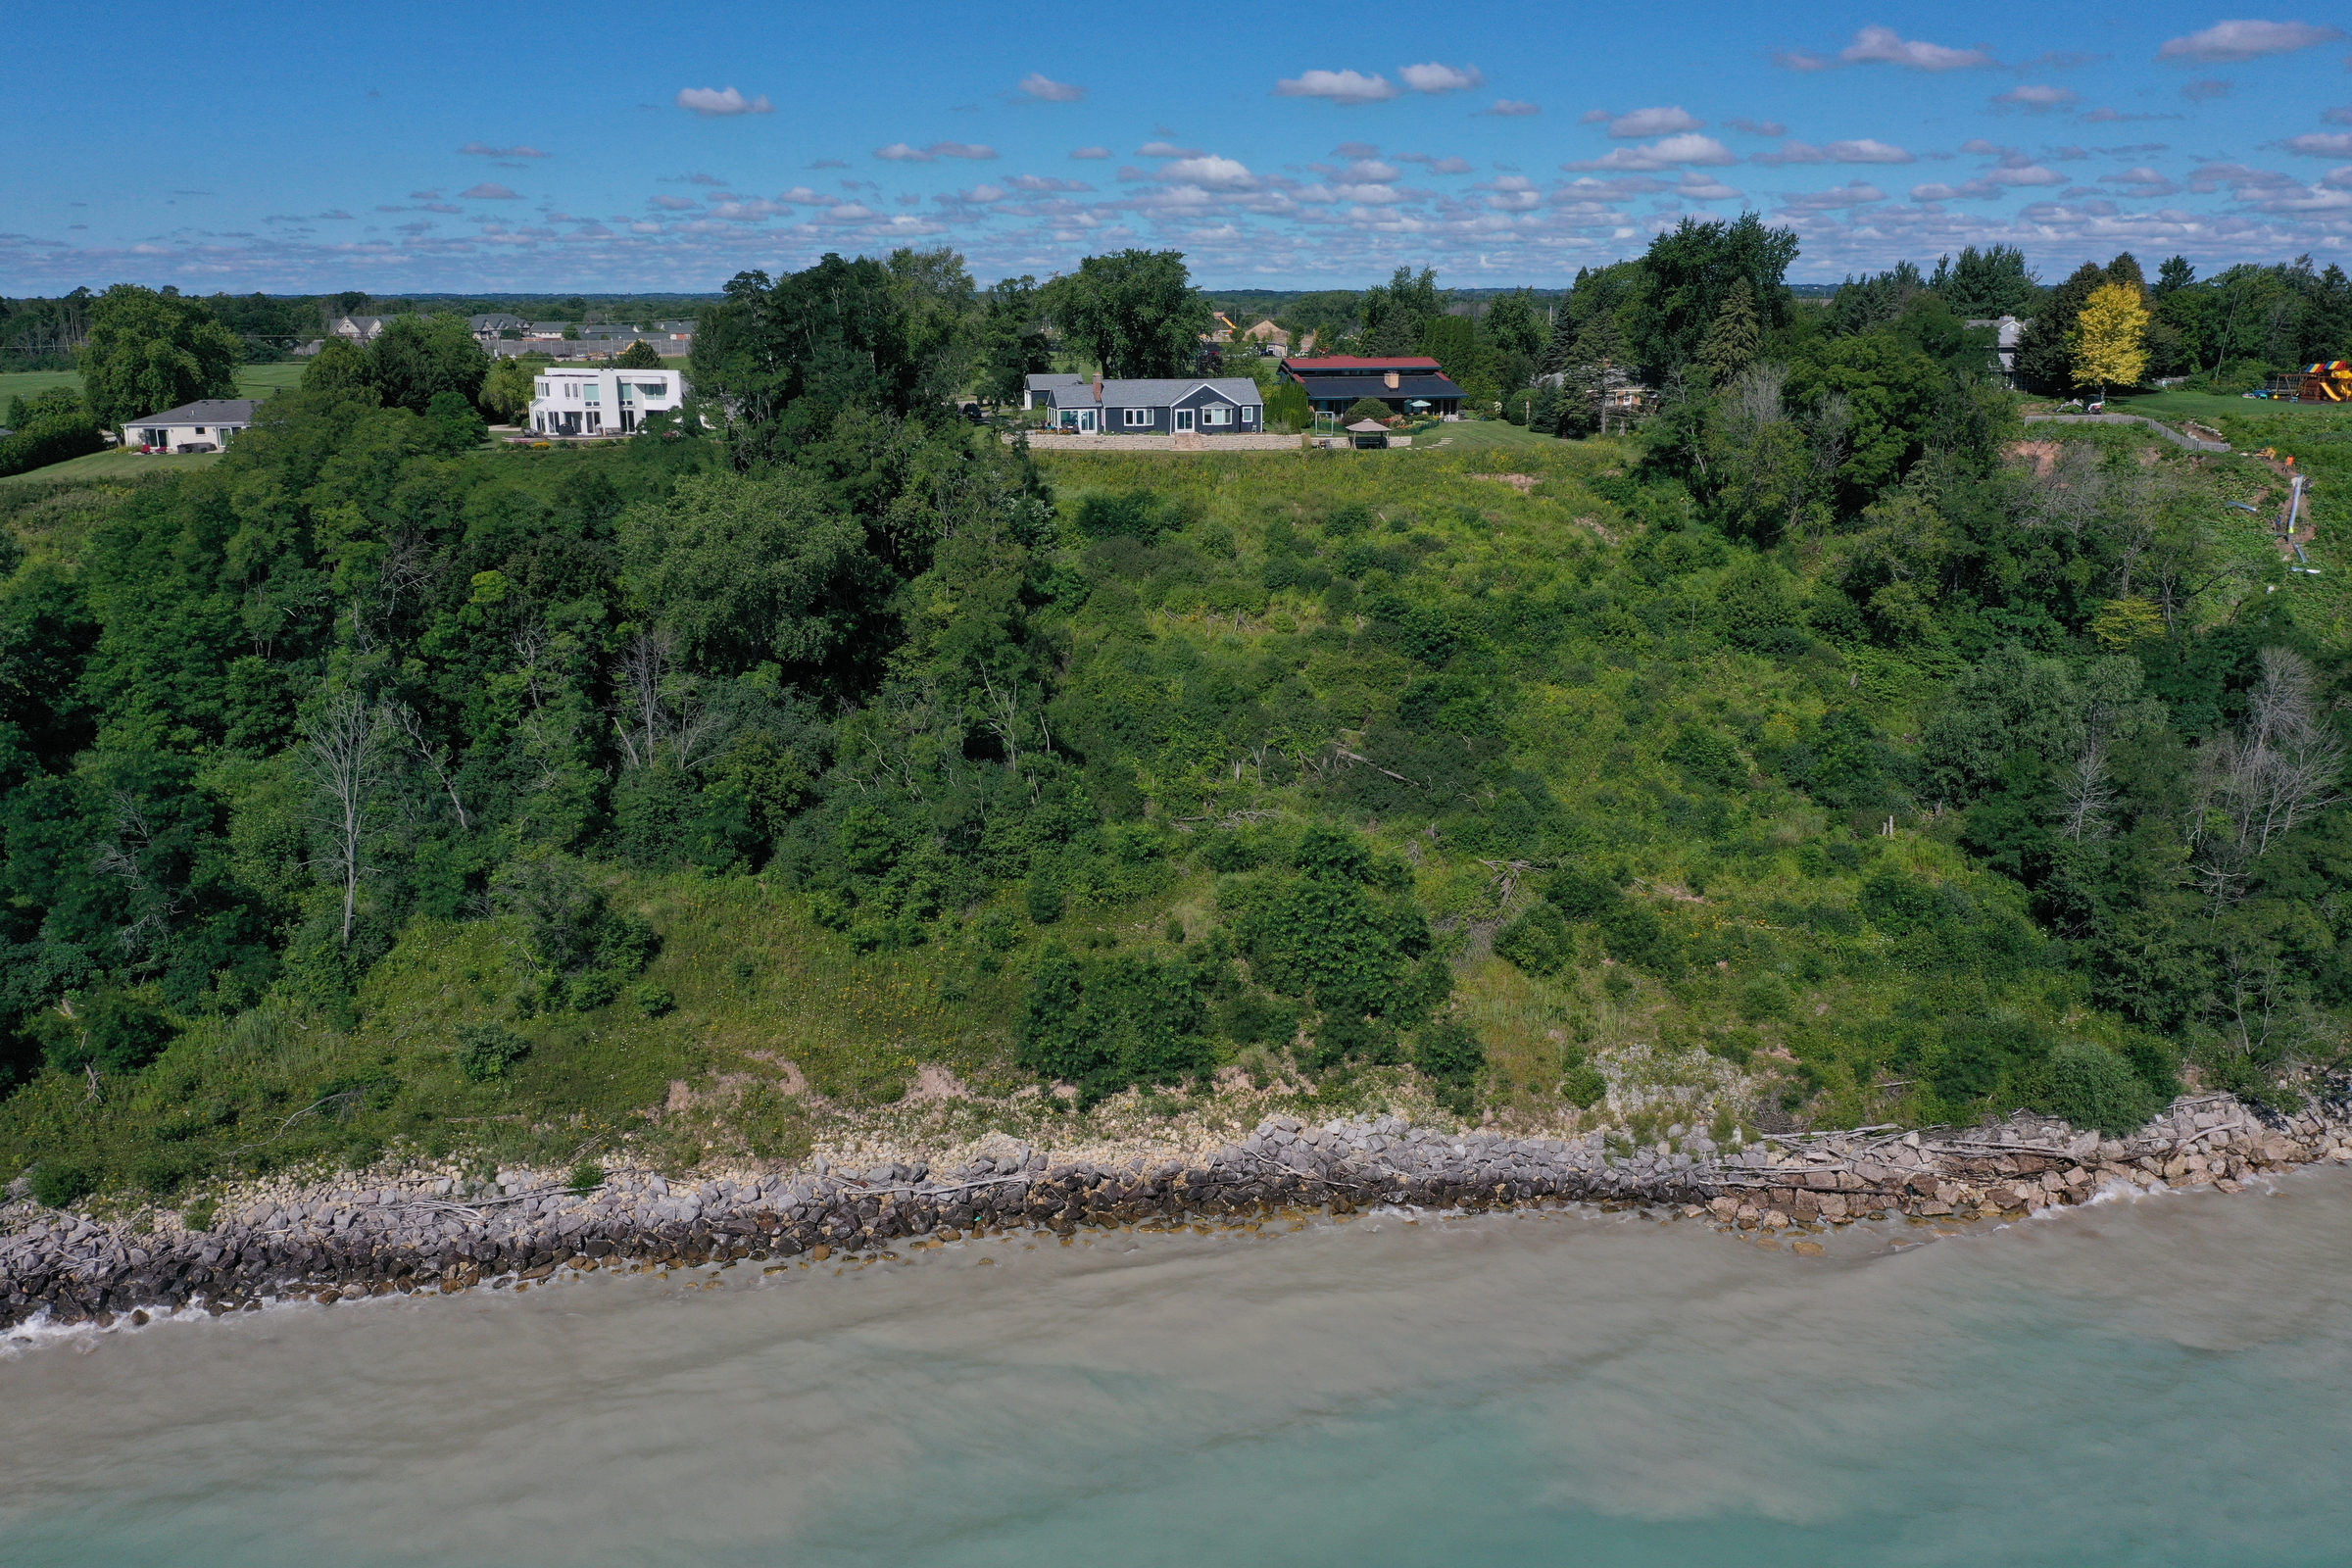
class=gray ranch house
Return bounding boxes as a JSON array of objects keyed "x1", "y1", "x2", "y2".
[
  {"x1": 1042, "y1": 375, "x2": 1265, "y2": 435},
  {"x1": 124, "y1": 398, "x2": 265, "y2": 453}
]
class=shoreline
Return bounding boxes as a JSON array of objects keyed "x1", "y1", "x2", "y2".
[{"x1": 8, "y1": 1089, "x2": 2351, "y2": 1335}]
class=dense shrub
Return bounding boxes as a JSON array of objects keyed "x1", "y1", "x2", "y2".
[
  {"x1": 2038, "y1": 1041, "x2": 2157, "y2": 1137},
  {"x1": 1494, "y1": 904, "x2": 1575, "y2": 977},
  {"x1": 454, "y1": 1022, "x2": 529, "y2": 1082}
]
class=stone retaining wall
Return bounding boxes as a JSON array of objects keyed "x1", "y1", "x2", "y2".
[
  {"x1": 1009, "y1": 432, "x2": 1303, "y2": 453},
  {"x1": 7, "y1": 1088, "x2": 2348, "y2": 1329}
]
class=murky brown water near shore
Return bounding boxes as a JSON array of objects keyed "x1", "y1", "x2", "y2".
[{"x1": 5, "y1": 1169, "x2": 2350, "y2": 1566}]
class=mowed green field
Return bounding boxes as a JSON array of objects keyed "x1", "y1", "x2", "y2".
[
  {"x1": 0, "y1": 448, "x2": 222, "y2": 485},
  {"x1": 2109, "y1": 387, "x2": 2352, "y2": 428},
  {"x1": 1, "y1": 361, "x2": 311, "y2": 416}
]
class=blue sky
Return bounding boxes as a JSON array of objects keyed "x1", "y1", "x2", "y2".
[{"x1": 5, "y1": 2, "x2": 2349, "y2": 294}]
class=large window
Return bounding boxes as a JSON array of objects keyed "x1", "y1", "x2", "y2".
[
  {"x1": 1122, "y1": 408, "x2": 1151, "y2": 427},
  {"x1": 1202, "y1": 405, "x2": 1232, "y2": 426},
  {"x1": 583, "y1": 383, "x2": 601, "y2": 404}
]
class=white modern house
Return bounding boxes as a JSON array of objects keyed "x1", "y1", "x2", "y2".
[
  {"x1": 526, "y1": 366, "x2": 688, "y2": 437},
  {"x1": 124, "y1": 398, "x2": 265, "y2": 453}
]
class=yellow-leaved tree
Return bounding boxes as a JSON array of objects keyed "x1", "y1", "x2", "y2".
[{"x1": 2072, "y1": 282, "x2": 2149, "y2": 401}]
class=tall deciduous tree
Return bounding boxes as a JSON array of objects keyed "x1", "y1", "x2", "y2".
[
  {"x1": 2073, "y1": 282, "x2": 2150, "y2": 399},
  {"x1": 367, "y1": 315, "x2": 489, "y2": 414},
  {"x1": 1929, "y1": 245, "x2": 2041, "y2": 318},
  {"x1": 615, "y1": 469, "x2": 886, "y2": 682},
  {"x1": 1361, "y1": 266, "x2": 1445, "y2": 355},
  {"x1": 76, "y1": 285, "x2": 242, "y2": 429},
  {"x1": 1634, "y1": 215, "x2": 1798, "y2": 376},
  {"x1": 977, "y1": 274, "x2": 1055, "y2": 406},
  {"x1": 614, "y1": 340, "x2": 664, "y2": 368},
  {"x1": 1046, "y1": 250, "x2": 1208, "y2": 378}
]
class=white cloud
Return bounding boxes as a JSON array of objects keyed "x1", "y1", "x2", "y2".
[
  {"x1": 877, "y1": 141, "x2": 999, "y2": 162},
  {"x1": 1725, "y1": 118, "x2": 1788, "y2": 136},
  {"x1": 1780, "y1": 181, "x2": 1887, "y2": 209},
  {"x1": 648, "y1": 195, "x2": 700, "y2": 211},
  {"x1": 1839, "y1": 26, "x2": 1994, "y2": 71},
  {"x1": 771, "y1": 187, "x2": 839, "y2": 205},
  {"x1": 1398, "y1": 62, "x2": 1485, "y2": 93},
  {"x1": 2328, "y1": 106, "x2": 2352, "y2": 124},
  {"x1": 1992, "y1": 84, "x2": 2080, "y2": 110},
  {"x1": 2157, "y1": 20, "x2": 2344, "y2": 63},
  {"x1": 460, "y1": 182, "x2": 520, "y2": 199},
  {"x1": 1277, "y1": 69, "x2": 1399, "y2": 104},
  {"x1": 675, "y1": 86, "x2": 774, "y2": 116},
  {"x1": 1476, "y1": 174, "x2": 1542, "y2": 210},
  {"x1": 1397, "y1": 154, "x2": 1474, "y2": 173},
  {"x1": 1158, "y1": 155, "x2": 1255, "y2": 188},
  {"x1": 1773, "y1": 51, "x2": 1831, "y2": 72},
  {"x1": 1564, "y1": 133, "x2": 1735, "y2": 171},
  {"x1": 1139, "y1": 141, "x2": 1201, "y2": 158},
  {"x1": 1755, "y1": 138, "x2": 1915, "y2": 164},
  {"x1": 459, "y1": 142, "x2": 549, "y2": 157},
  {"x1": 1609, "y1": 106, "x2": 1703, "y2": 137},
  {"x1": 1070, "y1": 146, "x2": 1110, "y2": 159},
  {"x1": 1487, "y1": 99, "x2": 1541, "y2": 117},
  {"x1": 1676, "y1": 172, "x2": 1745, "y2": 200},
  {"x1": 1006, "y1": 173, "x2": 1095, "y2": 192},
  {"x1": 2279, "y1": 132, "x2": 2352, "y2": 156},
  {"x1": 2100, "y1": 167, "x2": 2182, "y2": 196},
  {"x1": 1580, "y1": 109, "x2": 1611, "y2": 123},
  {"x1": 1018, "y1": 73, "x2": 1086, "y2": 102}
]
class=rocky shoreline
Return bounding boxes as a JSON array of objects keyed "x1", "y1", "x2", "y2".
[{"x1": 8, "y1": 1088, "x2": 2352, "y2": 1334}]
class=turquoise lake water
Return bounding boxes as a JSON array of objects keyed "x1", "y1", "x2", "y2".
[{"x1": 4, "y1": 1166, "x2": 2349, "y2": 1566}]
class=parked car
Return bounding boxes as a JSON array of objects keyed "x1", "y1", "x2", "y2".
[{"x1": 959, "y1": 403, "x2": 986, "y2": 424}]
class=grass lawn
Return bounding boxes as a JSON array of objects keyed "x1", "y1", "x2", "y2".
[
  {"x1": 1415, "y1": 419, "x2": 1571, "y2": 455},
  {"x1": 2104, "y1": 387, "x2": 2352, "y2": 430},
  {"x1": 0, "y1": 447, "x2": 221, "y2": 486},
  {"x1": 0, "y1": 368, "x2": 84, "y2": 410}
]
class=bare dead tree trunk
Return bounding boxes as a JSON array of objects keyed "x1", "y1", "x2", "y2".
[
  {"x1": 612, "y1": 630, "x2": 672, "y2": 769},
  {"x1": 302, "y1": 692, "x2": 394, "y2": 947},
  {"x1": 392, "y1": 702, "x2": 468, "y2": 830},
  {"x1": 2189, "y1": 647, "x2": 2345, "y2": 905}
]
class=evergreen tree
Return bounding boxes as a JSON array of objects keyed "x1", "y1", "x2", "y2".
[
  {"x1": 2154, "y1": 256, "x2": 2196, "y2": 297},
  {"x1": 2016, "y1": 262, "x2": 2106, "y2": 393},
  {"x1": 1695, "y1": 278, "x2": 1761, "y2": 386}
]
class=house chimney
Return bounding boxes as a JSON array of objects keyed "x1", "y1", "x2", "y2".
[
  {"x1": 1384, "y1": 369, "x2": 1400, "y2": 390},
  {"x1": 1093, "y1": 374, "x2": 1103, "y2": 402}
]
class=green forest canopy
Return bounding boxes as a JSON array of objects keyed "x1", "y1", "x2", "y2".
[{"x1": 3, "y1": 229, "x2": 2350, "y2": 1203}]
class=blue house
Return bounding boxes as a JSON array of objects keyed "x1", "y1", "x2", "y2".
[{"x1": 1043, "y1": 376, "x2": 1266, "y2": 435}]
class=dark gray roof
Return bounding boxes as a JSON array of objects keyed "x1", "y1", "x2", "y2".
[
  {"x1": 1046, "y1": 376, "x2": 1263, "y2": 410},
  {"x1": 1295, "y1": 373, "x2": 1463, "y2": 401},
  {"x1": 1026, "y1": 372, "x2": 1087, "y2": 392},
  {"x1": 127, "y1": 398, "x2": 264, "y2": 426}
]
